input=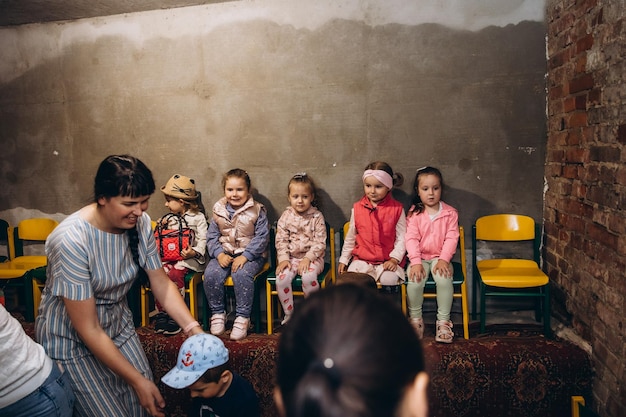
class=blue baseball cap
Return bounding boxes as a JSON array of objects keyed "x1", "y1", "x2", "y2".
[{"x1": 161, "y1": 334, "x2": 229, "y2": 389}]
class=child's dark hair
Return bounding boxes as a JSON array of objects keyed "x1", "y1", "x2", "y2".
[
  {"x1": 288, "y1": 172, "x2": 319, "y2": 208},
  {"x1": 409, "y1": 166, "x2": 444, "y2": 216},
  {"x1": 198, "y1": 361, "x2": 230, "y2": 384},
  {"x1": 364, "y1": 161, "x2": 404, "y2": 187},
  {"x1": 276, "y1": 284, "x2": 425, "y2": 417},
  {"x1": 222, "y1": 168, "x2": 251, "y2": 191}
]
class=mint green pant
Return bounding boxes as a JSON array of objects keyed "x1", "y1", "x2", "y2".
[{"x1": 407, "y1": 259, "x2": 454, "y2": 322}]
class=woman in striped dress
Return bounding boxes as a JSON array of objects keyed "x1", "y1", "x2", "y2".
[{"x1": 35, "y1": 155, "x2": 204, "y2": 417}]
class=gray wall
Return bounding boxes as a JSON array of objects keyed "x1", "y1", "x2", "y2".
[{"x1": 0, "y1": 0, "x2": 547, "y2": 237}]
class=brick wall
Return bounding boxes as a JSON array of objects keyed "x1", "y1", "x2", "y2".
[{"x1": 545, "y1": 1, "x2": 626, "y2": 416}]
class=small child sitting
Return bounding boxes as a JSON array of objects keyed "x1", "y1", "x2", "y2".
[{"x1": 161, "y1": 333, "x2": 260, "y2": 417}]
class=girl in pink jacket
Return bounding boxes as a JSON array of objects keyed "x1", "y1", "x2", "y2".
[
  {"x1": 275, "y1": 173, "x2": 326, "y2": 325},
  {"x1": 405, "y1": 166, "x2": 459, "y2": 343}
]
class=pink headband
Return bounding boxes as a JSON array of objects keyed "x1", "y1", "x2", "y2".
[{"x1": 363, "y1": 169, "x2": 393, "y2": 189}]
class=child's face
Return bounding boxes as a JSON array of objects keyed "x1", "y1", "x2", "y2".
[
  {"x1": 188, "y1": 378, "x2": 225, "y2": 399},
  {"x1": 363, "y1": 175, "x2": 390, "y2": 206},
  {"x1": 417, "y1": 174, "x2": 442, "y2": 210},
  {"x1": 164, "y1": 196, "x2": 186, "y2": 215},
  {"x1": 224, "y1": 176, "x2": 250, "y2": 209},
  {"x1": 288, "y1": 182, "x2": 314, "y2": 214}
]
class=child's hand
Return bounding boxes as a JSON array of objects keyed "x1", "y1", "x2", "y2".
[
  {"x1": 180, "y1": 247, "x2": 196, "y2": 260},
  {"x1": 297, "y1": 258, "x2": 311, "y2": 275},
  {"x1": 338, "y1": 263, "x2": 348, "y2": 275},
  {"x1": 231, "y1": 255, "x2": 248, "y2": 272},
  {"x1": 383, "y1": 258, "x2": 399, "y2": 272},
  {"x1": 409, "y1": 264, "x2": 426, "y2": 282},
  {"x1": 276, "y1": 260, "x2": 290, "y2": 274},
  {"x1": 432, "y1": 259, "x2": 452, "y2": 278},
  {"x1": 217, "y1": 253, "x2": 233, "y2": 268}
]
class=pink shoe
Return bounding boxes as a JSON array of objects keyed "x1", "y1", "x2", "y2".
[
  {"x1": 436, "y1": 320, "x2": 454, "y2": 343},
  {"x1": 410, "y1": 317, "x2": 424, "y2": 339},
  {"x1": 230, "y1": 317, "x2": 250, "y2": 341}
]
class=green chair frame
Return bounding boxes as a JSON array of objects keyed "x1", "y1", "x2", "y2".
[
  {"x1": 265, "y1": 222, "x2": 335, "y2": 334},
  {"x1": 471, "y1": 214, "x2": 551, "y2": 337}
]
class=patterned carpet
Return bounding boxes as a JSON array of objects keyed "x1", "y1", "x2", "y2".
[{"x1": 19, "y1": 318, "x2": 592, "y2": 417}]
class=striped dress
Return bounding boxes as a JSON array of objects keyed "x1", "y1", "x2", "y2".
[{"x1": 35, "y1": 210, "x2": 161, "y2": 417}]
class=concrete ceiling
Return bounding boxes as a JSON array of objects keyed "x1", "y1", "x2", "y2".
[{"x1": 0, "y1": 0, "x2": 232, "y2": 27}]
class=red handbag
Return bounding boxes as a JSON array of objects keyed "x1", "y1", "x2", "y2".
[{"x1": 154, "y1": 213, "x2": 195, "y2": 262}]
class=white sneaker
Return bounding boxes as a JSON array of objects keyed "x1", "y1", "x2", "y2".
[
  {"x1": 410, "y1": 317, "x2": 424, "y2": 340},
  {"x1": 230, "y1": 316, "x2": 250, "y2": 341},
  {"x1": 210, "y1": 313, "x2": 226, "y2": 336}
]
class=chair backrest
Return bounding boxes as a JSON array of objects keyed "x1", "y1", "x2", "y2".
[
  {"x1": 10, "y1": 218, "x2": 59, "y2": 258},
  {"x1": 473, "y1": 214, "x2": 541, "y2": 263},
  {"x1": 475, "y1": 214, "x2": 535, "y2": 241},
  {"x1": 0, "y1": 219, "x2": 9, "y2": 261}
]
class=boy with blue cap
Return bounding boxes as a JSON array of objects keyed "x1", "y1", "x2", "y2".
[{"x1": 162, "y1": 334, "x2": 259, "y2": 417}]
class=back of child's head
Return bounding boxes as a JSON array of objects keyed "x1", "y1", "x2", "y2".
[
  {"x1": 335, "y1": 272, "x2": 378, "y2": 290},
  {"x1": 409, "y1": 166, "x2": 445, "y2": 215},
  {"x1": 276, "y1": 284, "x2": 425, "y2": 417},
  {"x1": 222, "y1": 168, "x2": 251, "y2": 191},
  {"x1": 288, "y1": 172, "x2": 319, "y2": 207},
  {"x1": 161, "y1": 333, "x2": 229, "y2": 389},
  {"x1": 364, "y1": 161, "x2": 404, "y2": 188}
]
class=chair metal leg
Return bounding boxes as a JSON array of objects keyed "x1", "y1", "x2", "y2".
[{"x1": 479, "y1": 283, "x2": 487, "y2": 334}]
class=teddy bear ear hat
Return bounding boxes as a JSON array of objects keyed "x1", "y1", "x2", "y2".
[{"x1": 161, "y1": 174, "x2": 198, "y2": 200}]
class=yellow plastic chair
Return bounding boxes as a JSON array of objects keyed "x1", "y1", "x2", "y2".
[
  {"x1": 571, "y1": 396, "x2": 601, "y2": 417},
  {"x1": 0, "y1": 219, "x2": 9, "y2": 262},
  {"x1": 265, "y1": 223, "x2": 335, "y2": 335},
  {"x1": 140, "y1": 219, "x2": 203, "y2": 326},
  {"x1": 0, "y1": 218, "x2": 58, "y2": 321},
  {"x1": 140, "y1": 270, "x2": 204, "y2": 327},
  {"x1": 419, "y1": 225, "x2": 470, "y2": 339},
  {"x1": 471, "y1": 214, "x2": 551, "y2": 337},
  {"x1": 341, "y1": 222, "x2": 407, "y2": 314}
]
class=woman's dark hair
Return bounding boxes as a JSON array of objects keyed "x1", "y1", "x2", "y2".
[
  {"x1": 276, "y1": 284, "x2": 425, "y2": 417},
  {"x1": 94, "y1": 155, "x2": 156, "y2": 200},
  {"x1": 93, "y1": 155, "x2": 155, "y2": 285},
  {"x1": 364, "y1": 161, "x2": 404, "y2": 187},
  {"x1": 288, "y1": 173, "x2": 320, "y2": 208},
  {"x1": 408, "y1": 166, "x2": 444, "y2": 216},
  {"x1": 222, "y1": 168, "x2": 251, "y2": 191}
]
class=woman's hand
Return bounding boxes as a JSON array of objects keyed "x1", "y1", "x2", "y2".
[
  {"x1": 131, "y1": 376, "x2": 166, "y2": 417},
  {"x1": 409, "y1": 264, "x2": 426, "y2": 282},
  {"x1": 338, "y1": 262, "x2": 348, "y2": 275}
]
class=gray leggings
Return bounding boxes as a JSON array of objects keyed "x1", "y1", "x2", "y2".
[{"x1": 406, "y1": 259, "x2": 454, "y2": 321}]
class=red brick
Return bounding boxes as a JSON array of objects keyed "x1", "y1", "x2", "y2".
[
  {"x1": 587, "y1": 223, "x2": 618, "y2": 251},
  {"x1": 565, "y1": 148, "x2": 587, "y2": 163},
  {"x1": 569, "y1": 112, "x2": 588, "y2": 127},
  {"x1": 569, "y1": 73, "x2": 594, "y2": 93},
  {"x1": 563, "y1": 96, "x2": 577, "y2": 112},
  {"x1": 587, "y1": 88, "x2": 602, "y2": 106},
  {"x1": 618, "y1": 124, "x2": 626, "y2": 145},
  {"x1": 576, "y1": 33, "x2": 594, "y2": 53}
]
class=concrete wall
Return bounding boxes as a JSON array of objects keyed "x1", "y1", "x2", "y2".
[{"x1": 0, "y1": 0, "x2": 547, "y2": 238}]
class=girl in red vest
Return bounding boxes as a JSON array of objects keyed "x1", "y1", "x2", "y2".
[{"x1": 338, "y1": 161, "x2": 406, "y2": 291}]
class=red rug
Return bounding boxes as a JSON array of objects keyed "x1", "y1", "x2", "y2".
[{"x1": 19, "y1": 318, "x2": 591, "y2": 417}]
